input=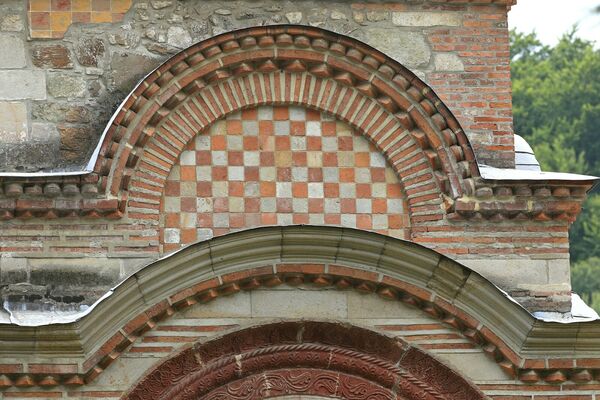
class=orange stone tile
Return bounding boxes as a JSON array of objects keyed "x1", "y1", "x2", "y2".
[
  {"x1": 91, "y1": 11, "x2": 111, "y2": 22},
  {"x1": 72, "y1": 0, "x2": 91, "y2": 11},
  {"x1": 51, "y1": 0, "x2": 71, "y2": 11},
  {"x1": 112, "y1": 12, "x2": 125, "y2": 22},
  {"x1": 91, "y1": 0, "x2": 110, "y2": 11},
  {"x1": 72, "y1": 11, "x2": 91, "y2": 22},
  {"x1": 50, "y1": 11, "x2": 71, "y2": 31},
  {"x1": 111, "y1": 0, "x2": 132, "y2": 13},
  {"x1": 30, "y1": 30, "x2": 52, "y2": 38},
  {"x1": 30, "y1": 0, "x2": 51, "y2": 11},
  {"x1": 30, "y1": 12, "x2": 50, "y2": 29}
]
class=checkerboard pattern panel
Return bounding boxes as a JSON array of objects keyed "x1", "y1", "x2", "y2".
[
  {"x1": 160, "y1": 106, "x2": 409, "y2": 253},
  {"x1": 28, "y1": 0, "x2": 132, "y2": 38}
]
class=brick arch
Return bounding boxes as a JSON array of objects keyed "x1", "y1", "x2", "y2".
[
  {"x1": 122, "y1": 321, "x2": 488, "y2": 400},
  {"x1": 94, "y1": 25, "x2": 478, "y2": 218}
]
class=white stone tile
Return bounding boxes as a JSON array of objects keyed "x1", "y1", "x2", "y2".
[
  {"x1": 257, "y1": 106, "x2": 273, "y2": 120},
  {"x1": 356, "y1": 199, "x2": 372, "y2": 214},
  {"x1": 179, "y1": 150, "x2": 195, "y2": 165},
  {"x1": 196, "y1": 197, "x2": 213, "y2": 213},
  {"x1": 243, "y1": 151, "x2": 259, "y2": 166},
  {"x1": 276, "y1": 182, "x2": 292, "y2": 198},
  {"x1": 292, "y1": 167, "x2": 308, "y2": 181},
  {"x1": 164, "y1": 228, "x2": 180, "y2": 243},
  {"x1": 308, "y1": 182, "x2": 324, "y2": 198},
  {"x1": 274, "y1": 121, "x2": 290, "y2": 135},
  {"x1": 212, "y1": 151, "x2": 227, "y2": 165},
  {"x1": 196, "y1": 228, "x2": 214, "y2": 242},
  {"x1": 289, "y1": 106, "x2": 306, "y2": 120},
  {"x1": 228, "y1": 166, "x2": 244, "y2": 181},
  {"x1": 306, "y1": 121, "x2": 321, "y2": 136}
]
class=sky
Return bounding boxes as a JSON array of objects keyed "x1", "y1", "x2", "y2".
[{"x1": 508, "y1": 0, "x2": 600, "y2": 46}]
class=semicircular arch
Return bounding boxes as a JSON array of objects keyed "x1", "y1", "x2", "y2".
[
  {"x1": 94, "y1": 25, "x2": 479, "y2": 215},
  {"x1": 122, "y1": 320, "x2": 489, "y2": 400}
]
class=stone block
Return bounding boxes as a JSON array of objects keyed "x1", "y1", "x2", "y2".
[
  {"x1": 347, "y1": 291, "x2": 423, "y2": 319},
  {"x1": 392, "y1": 12, "x2": 462, "y2": 27},
  {"x1": 434, "y1": 53, "x2": 464, "y2": 71},
  {"x1": 109, "y1": 52, "x2": 162, "y2": 92},
  {"x1": 30, "y1": 122, "x2": 58, "y2": 142},
  {"x1": 458, "y1": 258, "x2": 549, "y2": 289},
  {"x1": 28, "y1": 258, "x2": 120, "y2": 288},
  {"x1": 251, "y1": 289, "x2": 347, "y2": 318},
  {"x1": 0, "y1": 34, "x2": 25, "y2": 68},
  {"x1": 47, "y1": 74, "x2": 87, "y2": 98},
  {"x1": 32, "y1": 102, "x2": 92, "y2": 123},
  {"x1": 180, "y1": 292, "x2": 252, "y2": 318},
  {"x1": 548, "y1": 259, "x2": 571, "y2": 286},
  {"x1": 364, "y1": 29, "x2": 430, "y2": 68},
  {"x1": 0, "y1": 70, "x2": 46, "y2": 100},
  {"x1": 434, "y1": 352, "x2": 508, "y2": 381},
  {"x1": 75, "y1": 37, "x2": 106, "y2": 67},
  {"x1": 0, "y1": 257, "x2": 28, "y2": 284},
  {"x1": 0, "y1": 101, "x2": 28, "y2": 142},
  {"x1": 167, "y1": 26, "x2": 192, "y2": 49},
  {"x1": 0, "y1": 141, "x2": 60, "y2": 171},
  {"x1": 31, "y1": 44, "x2": 73, "y2": 69},
  {"x1": 0, "y1": 14, "x2": 23, "y2": 31},
  {"x1": 58, "y1": 124, "x2": 96, "y2": 162}
]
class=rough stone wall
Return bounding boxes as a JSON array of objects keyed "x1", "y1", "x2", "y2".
[{"x1": 0, "y1": 0, "x2": 513, "y2": 172}]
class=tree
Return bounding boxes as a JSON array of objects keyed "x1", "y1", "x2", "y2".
[{"x1": 511, "y1": 29, "x2": 600, "y2": 309}]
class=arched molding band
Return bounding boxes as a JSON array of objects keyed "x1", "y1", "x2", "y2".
[
  {"x1": 1, "y1": 226, "x2": 600, "y2": 388},
  {"x1": 95, "y1": 25, "x2": 476, "y2": 203},
  {"x1": 126, "y1": 71, "x2": 448, "y2": 224},
  {"x1": 122, "y1": 321, "x2": 488, "y2": 400}
]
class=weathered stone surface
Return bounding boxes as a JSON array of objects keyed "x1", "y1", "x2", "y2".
[
  {"x1": 434, "y1": 53, "x2": 465, "y2": 71},
  {"x1": 0, "y1": 14, "x2": 23, "y2": 31},
  {"x1": 251, "y1": 289, "x2": 347, "y2": 318},
  {"x1": 75, "y1": 37, "x2": 105, "y2": 67},
  {"x1": 58, "y1": 124, "x2": 96, "y2": 162},
  {"x1": 285, "y1": 11, "x2": 302, "y2": 24},
  {"x1": 0, "y1": 70, "x2": 46, "y2": 100},
  {"x1": 0, "y1": 141, "x2": 59, "y2": 171},
  {"x1": 32, "y1": 102, "x2": 93, "y2": 123},
  {"x1": 392, "y1": 11, "x2": 462, "y2": 27},
  {"x1": 167, "y1": 26, "x2": 192, "y2": 49},
  {"x1": 151, "y1": 0, "x2": 173, "y2": 9},
  {"x1": 0, "y1": 102, "x2": 28, "y2": 142},
  {"x1": 366, "y1": 11, "x2": 388, "y2": 22},
  {"x1": 365, "y1": 29, "x2": 430, "y2": 68},
  {"x1": 109, "y1": 52, "x2": 162, "y2": 92},
  {"x1": 0, "y1": 34, "x2": 25, "y2": 68},
  {"x1": 47, "y1": 74, "x2": 87, "y2": 98},
  {"x1": 31, "y1": 44, "x2": 73, "y2": 69},
  {"x1": 30, "y1": 122, "x2": 58, "y2": 142}
]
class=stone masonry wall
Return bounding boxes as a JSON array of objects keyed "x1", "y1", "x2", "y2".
[{"x1": 0, "y1": 0, "x2": 513, "y2": 172}]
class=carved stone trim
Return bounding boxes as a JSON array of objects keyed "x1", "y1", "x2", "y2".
[{"x1": 122, "y1": 321, "x2": 488, "y2": 400}]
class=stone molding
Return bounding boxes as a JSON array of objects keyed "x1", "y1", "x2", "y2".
[
  {"x1": 0, "y1": 226, "x2": 600, "y2": 389},
  {"x1": 122, "y1": 321, "x2": 487, "y2": 400}
]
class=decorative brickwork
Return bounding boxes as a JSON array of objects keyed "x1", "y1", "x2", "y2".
[
  {"x1": 123, "y1": 321, "x2": 487, "y2": 400},
  {"x1": 160, "y1": 105, "x2": 408, "y2": 253},
  {"x1": 28, "y1": 0, "x2": 133, "y2": 39}
]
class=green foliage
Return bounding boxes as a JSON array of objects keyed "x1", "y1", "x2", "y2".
[
  {"x1": 510, "y1": 29, "x2": 600, "y2": 309},
  {"x1": 572, "y1": 257, "x2": 600, "y2": 310}
]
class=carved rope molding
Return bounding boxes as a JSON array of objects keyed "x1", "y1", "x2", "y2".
[
  {"x1": 122, "y1": 321, "x2": 488, "y2": 400},
  {"x1": 0, "y1": 226, "x2": 600, "y2": 389}
]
